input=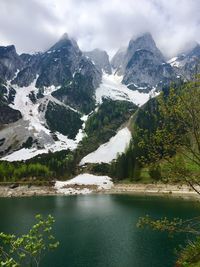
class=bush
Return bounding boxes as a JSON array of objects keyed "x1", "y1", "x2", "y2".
[{"x1": 149, "y1": 164, "x2": 162, "y2": 180}]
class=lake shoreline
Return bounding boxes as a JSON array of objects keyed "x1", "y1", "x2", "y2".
[
  {"x1": 0, "y1": 183, "x2": 199, "y2": 199},
  {"x1": 104, "y1": 183, "x2": 200, "y2": 200}
]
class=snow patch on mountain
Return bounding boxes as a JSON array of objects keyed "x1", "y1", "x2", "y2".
[
  {"x1": 0, "y1": 78, "x2": 89, "y2": 161},
  {"x1": 0, "y1": 114, "x2": 88, "y2": 162},
  {"x1": 80, "y1": 127, "x2": 131, "y2": 165},
  {"x1": 9, "y1": 78, "x2": 47, "y2": 134},
  {"x1": 96, "y1": 74, "x2": 156, "y2": 106},
  {"x1": 0, "y1": 133, "x2": 77, "y2": 162},
  {"x1": 167, "y1": 57, "x2": 184, "y2": 68},
  {"x1": 43, "y1": 85, "x2": 61, "y2": 96}
]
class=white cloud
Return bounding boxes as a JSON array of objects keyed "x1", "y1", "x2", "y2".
[{"x1": 0, "y1": 0, "x2": 199, "y2": 58}]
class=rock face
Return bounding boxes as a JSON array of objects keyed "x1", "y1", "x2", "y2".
[
  {"x1": 84, "y1": 49, "x2": 112, "y2": 74},
  {"x1": 111, "y1": 47, "x2": 126, "y2": 75},
  {"x1": 0, "y1": 45, "x2": 23, "y2": 81},
  {"x1": 0, "y1": 33, "x2": 102, "y2": 157},
  {"x1": 112, "y1": 33, "x2": 200, "y2": 91},
  {"x1": 168, "y1": 44, "x2": 200, "y2": 80},
  {"x1": 124, "y1": 33, "x2": 164, "y2": 70},
  {"x1": 123, "y1": 49, "x2": 175, "y2": 91},
  {"x1": 0, "y1": 33, "x2": 102, "y2": 114},
  {"x1": 12, "y1": 33, "x2": 102, "y2": 93},
  {"x1": 0, "y1": 106, "x2": 22, "y2": 126},
  {"x1": 112, "y1": 33, "x2": 175, "y2": 90},
  {"x1": 1, "y1": 31, "x2": 200, "y2": 160}
]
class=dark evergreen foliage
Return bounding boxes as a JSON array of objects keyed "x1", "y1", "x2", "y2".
[{"x1": 45, "y1": 101, "x2": 82, "y2": 139}]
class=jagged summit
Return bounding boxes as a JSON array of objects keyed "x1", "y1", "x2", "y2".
[
  {"x1": 0, "y1": 44, "x2": 23, "y2": 81},
  {"x1": 111, "y1": 32, "x2": 166, "y2": 81},
  {"x1": 0, "y1": 45, "x2": 16, "y2": 53},
  {"x1": 130, "y1": 32, "x2": 154, "y2": 42},
  {"x1": 59, "y1": 32, "x2": 69, "y2": 41},
  {"x1": 48, "y1": 33, "x2": 80, "y2": 52},
  {"x1": 116, "y1": 32, "x2": 175, "y2": 89},
  {"x1": 111, "y1": 47, "x2": 126, "y2": 74},
  {"x1": 84, "y1": 48, "x2": 112, "y2": 74},
  {"x1": 127, "y1": 32, "x2": 164, "y2": 62}
]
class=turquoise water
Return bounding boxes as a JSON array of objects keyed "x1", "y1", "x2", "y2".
[{"x1": 0, "y1": 194, "x2": 199, "y2": 267}]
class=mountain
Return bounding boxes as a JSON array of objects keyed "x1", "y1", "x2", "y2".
[
  {"x1": 1, "y1": 31, "x2": 200, "y2": 163},
  {"x1": 111, "y1": 47, "x2": 126, "y2": 75},
  {"x1": 168, "y1": 44, "x2": 200, "y2": 80},
  {"x1": 13, "y1": 33, "x2": 102, "y2": 96},
  {"x1": 84, "y1": 49, "x2": 112, "y2": 74},
  {"x1": 0, "y1": 33, "x2": 102, "y2": 158},
  {"x1": 0, "y1": 45, "x2": 23, "y2": 80},
  {"x1": 124, "y1": 33, "x2": 165, "y2": 67},
  {"x1": 112, "y1": 33, "x2": 176, "y2": 91}
]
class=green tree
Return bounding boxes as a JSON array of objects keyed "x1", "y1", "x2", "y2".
[
  {"x1": 137, "y1": 75, "x2": 200, "y2": 266},
  {"x1": 0, "y1": 214, "x2": 59, "y2": 267},
  {"x1": 137, "y1": 76, "x2": 200, "y2": 191}
]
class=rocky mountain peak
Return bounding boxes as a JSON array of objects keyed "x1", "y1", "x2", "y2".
[
  {"x1": 59, "y1": 32, "x2": 69, "y2": 40},
  {"x1": 111, "y1": 47, "x2": 126, "y2": 74},
  {"x1": 120, "y1": 33, "x2": 175, "y2": 90},
  {"x1": 48, "y1": 33, "x2": 80, "y2": 55},
  {"x1": 84, "y1": 48, "x2": 112, "y2": 74},
  {"x1": 127, "y1": 32, "x2": 164, "y2": 63},
  {"x1": 0, "y1": 45, "x2": 17, "y2": 55},
  {"x1": 0, "y1": 44, "x2": 23, "y2": 81}
]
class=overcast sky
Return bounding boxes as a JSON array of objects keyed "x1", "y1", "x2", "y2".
[{"x1": 0, "y1": 0, "x2": 200, "y2": 58}]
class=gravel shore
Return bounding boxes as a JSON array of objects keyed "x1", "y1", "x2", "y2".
[{"x1": 0, "y1": 183, "x2": 199, "y2": 199}]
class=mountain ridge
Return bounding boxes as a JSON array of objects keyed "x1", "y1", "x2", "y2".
[{"x1": 0, "y1": 32, "x2": 200, "y2": 161}]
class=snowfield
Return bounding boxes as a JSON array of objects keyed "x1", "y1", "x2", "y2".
[
  {"x1": 80, "y1": 127, "x2": 131, "y2": 165},
  {"x1": 96, "y1": 73, "x2": 156, "y2": 106},
  {"x1": 0, "y1": 132, "x2": 78, "y2": 161},
  {"x1": 55, "y1": 173, "x2": 113, "y2": 195},
  {"x1": 0, "y1": 125, "x2": 86, "y2": 162},
  {"x1": 167, "y1": 56, "x2": 185, "y2": 68}
]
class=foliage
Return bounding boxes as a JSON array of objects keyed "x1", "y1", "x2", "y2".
[
  {"x1": 73, "y1": 99, "x2": 137, "y2": 166},
  {"x1": 148, "y1": 164, "x2": 162, "y2": 180},
  {"x1": 52, "y1": 72, "x2": 96, "y2": 114},
  {"x1": 29, "y1": 150, "x2": 77, "y2": 179},
  {"x1": 0, "y1": 162, "x2": 52, "y2": 182},
  {"x1": 135, "y1": 76, "x2": 200, "y2": 266},
  {"x1": 176, "y1": 237, "x2": 200, "y2": 267},
  {"x1": 136, "y1": 76, "x2": 200, "y2": 189},
  {"x1": 0, "y1": 214, "x2": 59, "y2": 267},
  {"x1": 112, "y1": 76, "x2": 200, "y2": 183},
  {"x1": 0, "y1": 149, "x2": 79, "y2": 182},
  {"x1": 85, "y1": 98, "x2": 136, "y2": 135},
  {"x1": 45, "y1": 101, "x2": 82, "y2": 139}
]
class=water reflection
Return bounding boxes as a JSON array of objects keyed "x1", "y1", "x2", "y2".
[{"x1": 0, "y1": 195, "x2": 199, "y2": 267}]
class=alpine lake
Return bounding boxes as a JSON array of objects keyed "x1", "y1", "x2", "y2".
[{"x1": 0, "y1": 194, "x2": 199, "y2": 267}]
